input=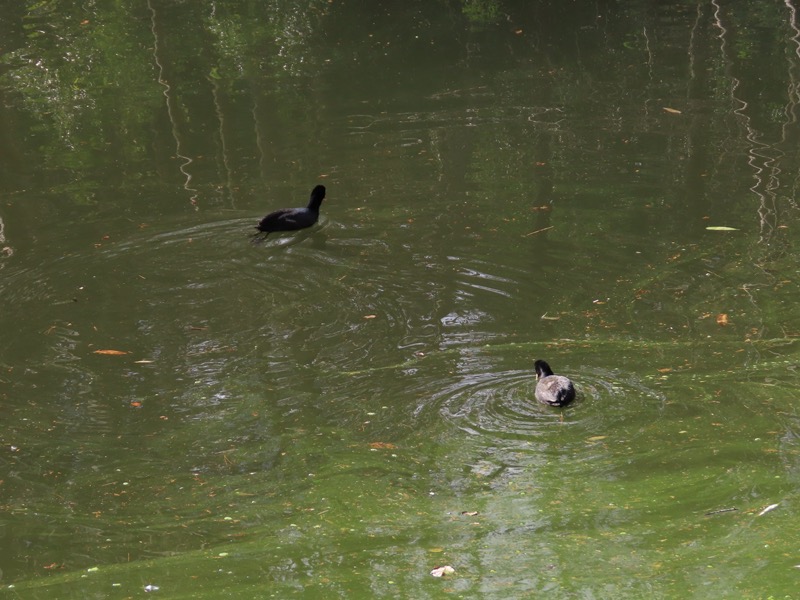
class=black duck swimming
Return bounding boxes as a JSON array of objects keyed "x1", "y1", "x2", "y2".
[{"x1": 253, "y1": 185, "x2": 326, "y2": 240}]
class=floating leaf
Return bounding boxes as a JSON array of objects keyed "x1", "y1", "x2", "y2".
[
  {"x1": 93, "y1": 349, "x2": 128, "y2": 355},
  {"x1": 716, "y1": 314, "x2": 729, "y2": 326},
  {"x1": 461, "y1": 511, "x2": 479, "y2": 516},
  {"x1": 662, "y1": 107, "x2": 682, "y2": 114},
  {"x1": 430, "y1": 565, "x2": 455, "y2": 578},
  {"x1": 705, "y1": 226, "x2": 739, "y2": 231},
  {"x1": 586, "y1": 435, "x2": 607, "y2": 442}
]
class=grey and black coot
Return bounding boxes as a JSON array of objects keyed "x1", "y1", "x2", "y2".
[
  {"x1": 534, "y1": 359, "x2": 576, "y2": 407},
  {"x1": 253, "y1": 185, "x2": 326, "y2": 240}
]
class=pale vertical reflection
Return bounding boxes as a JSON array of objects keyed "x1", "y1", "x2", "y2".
[
  {"x1": 147, "y1": 0, "x2": 199, "y2": 210},
  {"x1": 783, "y1": 0, "x2": 800, "y2": 210},
  {"x1": 209, "y1": 73, "x2": 234, "y2": 207},
  {"x1": 712, "y1": 0, "x2": 781, "y2": 242}
]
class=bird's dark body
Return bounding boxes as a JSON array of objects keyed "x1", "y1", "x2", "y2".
[
  {"x1": 254, "y1": 185, "x2": 326, "y2": 238},
  {"x1": 257, "y1": 207, "x2": 318, "y2": 232}
]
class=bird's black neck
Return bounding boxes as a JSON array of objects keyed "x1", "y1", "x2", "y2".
[{"x1": 307, "y1": 185, "x2": 326, "y2": 211}]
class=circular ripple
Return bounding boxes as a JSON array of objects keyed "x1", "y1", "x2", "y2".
[{"x1": 436, "y1": 366, "x2": 666, "y2": 441}]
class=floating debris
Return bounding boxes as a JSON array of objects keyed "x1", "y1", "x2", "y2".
[
  {"x1": 430, "y1": 565, "x2": 455, "y2": 578},
  {"x1": 757, "y1": 503, "x2": 779, "y2": 517},
  {"x1": 705, "y1": 507, "x2": 737, "y2": 516}
]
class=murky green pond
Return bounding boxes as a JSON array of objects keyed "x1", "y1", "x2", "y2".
[{"x1": 1, "y1": 1, "x2": 799, "y2": 598}]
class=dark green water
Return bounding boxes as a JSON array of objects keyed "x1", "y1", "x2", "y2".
[{"x1": 1, "y1": 1, "x2": 799, "y2": 598}]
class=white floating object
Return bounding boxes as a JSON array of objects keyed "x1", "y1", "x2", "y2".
[
  {"x1": 757, "y1": 503, "x2": 779, "y2": 516},
  {"x1": 430, "y1": 565, "x2": 455, "y2": 577}
]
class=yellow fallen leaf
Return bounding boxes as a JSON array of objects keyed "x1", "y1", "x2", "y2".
[
  {"x1": 92, "y1": 349, "x2": 128, "y2": 355},
  {"x1": 663, "y1": 107, "x2": 682, "y2": 114}
]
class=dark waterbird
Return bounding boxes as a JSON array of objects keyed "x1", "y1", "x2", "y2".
[
  {"x1": 534, "y1": 359, "x2": 576, "y2": 407},
  {"x1": 253, "y1": 185, "x2": 326, "y2": 241}
]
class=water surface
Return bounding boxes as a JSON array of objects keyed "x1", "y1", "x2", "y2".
[{"x1": 1, "y1": 1, "x2": 799, "y2": 598}]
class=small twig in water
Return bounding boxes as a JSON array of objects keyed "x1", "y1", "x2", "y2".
[
  {"x1": 524, "y1": 226, "x2": 554, "y2": 237},
  {"x1": 705, "y1": 507, "x2": 737, "y2": 516}
]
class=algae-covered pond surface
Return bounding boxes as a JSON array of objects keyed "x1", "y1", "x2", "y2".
[{"x1": 1, "y1": 1, "x2": 799, "y2": 597}]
